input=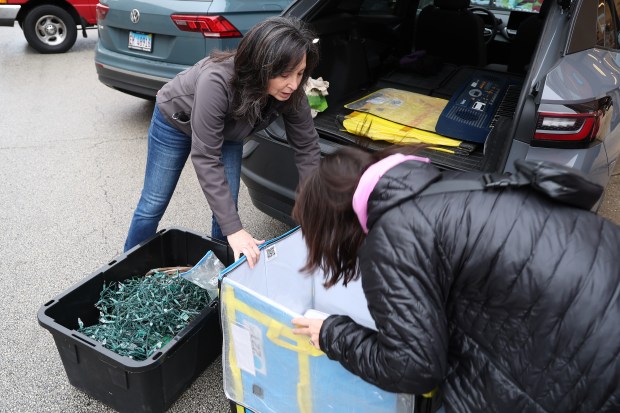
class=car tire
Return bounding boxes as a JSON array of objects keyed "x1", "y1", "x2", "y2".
[{"x1": 23, "y1": 5, "x2": 77, "y2": 54}]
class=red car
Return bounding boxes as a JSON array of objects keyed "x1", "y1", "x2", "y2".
[{"x1": 0, "y1": 0, "x2": 98, "y2": 53}]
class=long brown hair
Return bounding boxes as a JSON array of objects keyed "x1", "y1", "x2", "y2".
[
  {"x1": 292, "y1": 145, "x2": 427, "y2": 288},
  {"x1": 211, "y1": 16, "x2": 319, "y2": 125}
]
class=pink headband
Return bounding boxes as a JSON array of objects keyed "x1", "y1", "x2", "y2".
[{"x1": 352, "y1": 154, "x2": 430, "y2": 233}]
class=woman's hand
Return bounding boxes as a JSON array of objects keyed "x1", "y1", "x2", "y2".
[
  {"x1": 292, "y1": 317, "x2": 324, "y2": 350},
  {"x1": 227, "y1": 229, "x2": 264, "y2": 269}
]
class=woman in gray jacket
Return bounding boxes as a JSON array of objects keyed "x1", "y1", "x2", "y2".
[
  {"x1": 124, "y1": 16, "x2": 320, "y2": 267},
  {"x1": 292, "y1": 146, "x2": 620, "y2": 412}
]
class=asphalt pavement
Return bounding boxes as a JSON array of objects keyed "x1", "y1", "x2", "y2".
[
  {"x1": 0, "y1": 25, "x2": 619, "y2": 413},
  {"x1": 0, "y1": 28, "x2": 288, "y2": 413}
]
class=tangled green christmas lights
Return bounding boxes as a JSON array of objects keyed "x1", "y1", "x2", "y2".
[{"x1": 78, "y1": 270, "x2": 213, "y2": 361}]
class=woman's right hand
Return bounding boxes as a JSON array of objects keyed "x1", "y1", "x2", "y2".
[
  {"x1": 291, "y1": 317, "x2": 324, "y2": 350},
  {"x1": 227, "y1": 229, "x2": 264, "y2": 269}
]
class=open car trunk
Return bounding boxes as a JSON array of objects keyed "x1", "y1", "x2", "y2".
[
  {"x1": 305, "y1": 4, "x2": 533, "y2": 173},
  {"x1": 243, "y1": 0, "x2": 618, "y2": 225}
]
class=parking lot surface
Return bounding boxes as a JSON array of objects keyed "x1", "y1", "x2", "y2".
[
  {"x1": 0, "y1": 28, "x2": 288, "y2": 413},
  {"x1": 0, "y1": 27, "x2": 618, "y2": 413}
]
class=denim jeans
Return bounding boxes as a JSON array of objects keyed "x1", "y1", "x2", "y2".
[{"x1": 124, "y1": 105, "x2": 242, "y2": 251}]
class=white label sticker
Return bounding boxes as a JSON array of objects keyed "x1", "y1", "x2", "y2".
[
  {"x1": 265, "y1": 245, "x2": 277, "y2": 262},
  {"x1": 231, "y1": 323, "x2": 256, "y2": 375},
  {"x1": 245, "y1": 322, "x2": 267, "y2": 374}
]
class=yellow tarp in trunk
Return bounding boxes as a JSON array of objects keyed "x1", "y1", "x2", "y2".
[{"x1": 342, "y1": 111, "x2": 463, "y2": 152}]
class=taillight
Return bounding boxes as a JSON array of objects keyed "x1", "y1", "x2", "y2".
[
  {"x1": 535, "y1": 113, "x2": 600, "y2": 141},
  {"x1": 96, "y1": 3, "x2": 109, "y2": 22},
  {"x1": 534, "y1": 97, "x2": 611, "y2": 146},
  {"x1": 170, "y1": 15, "x2": 242, "y2": 38}
]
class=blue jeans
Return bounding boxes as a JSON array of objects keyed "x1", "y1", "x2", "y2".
[{"x1": 124, "y1": 105, "x2": 242, "y2": 251}]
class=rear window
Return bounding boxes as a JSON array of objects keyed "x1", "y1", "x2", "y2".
[
  {"x1": 598, "y1": 0, "x2": 620, "y2": 49},
  {"x1": 470, "y1": 0, "x2": 542, "y2": 12}
]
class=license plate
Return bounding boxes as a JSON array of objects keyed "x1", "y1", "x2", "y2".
[{"x1": 128, "y1": 31, "x2": 152, "y2": 52}]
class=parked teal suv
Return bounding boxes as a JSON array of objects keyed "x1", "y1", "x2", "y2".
[{"x1": 95, "y1": 0, "x2": 292, "y2": 99}]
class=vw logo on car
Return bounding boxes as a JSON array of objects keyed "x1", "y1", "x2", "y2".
[{"x1": 130, "y1": 9, "x2": 140, "y2": 24}]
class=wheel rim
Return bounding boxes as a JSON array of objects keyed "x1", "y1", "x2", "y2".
[{"x1": 34, "y1": 14, "x2": 67, "y2": 46}]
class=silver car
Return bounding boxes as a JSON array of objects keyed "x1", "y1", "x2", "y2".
[{"x1": 240, "y1": 0, "x2": 620, "y2": 225}]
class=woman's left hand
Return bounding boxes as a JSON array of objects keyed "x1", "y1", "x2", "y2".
[{"x1": 292, "y1": 317, "x2": 324, "y2": 350}]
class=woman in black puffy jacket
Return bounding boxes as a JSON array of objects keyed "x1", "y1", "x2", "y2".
[{"x1": 291, "y1": 146, "x2": 620, "y2": 413}]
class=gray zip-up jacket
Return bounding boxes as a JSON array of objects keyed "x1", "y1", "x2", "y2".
[{"x1": 156, "y1": 56, "x2": 320, "y2": 236}]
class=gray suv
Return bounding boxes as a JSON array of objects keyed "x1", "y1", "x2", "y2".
[{"x1": 241, "y1": 0, "x2": 620, "y2": 226}]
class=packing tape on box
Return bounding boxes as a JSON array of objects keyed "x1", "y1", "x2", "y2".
[{"x1": 222, "y1": 283, "x2": 323, "y2": 413}]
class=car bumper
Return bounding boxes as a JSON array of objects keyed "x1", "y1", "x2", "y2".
[
  {"x1": 0, "y1": 5, "x2": 20, "y2": 26},
  {"x1": 95, "y1": 42, "x2": 189, "y2": 98},
  {"x1": 95, "y1": 61, "x2": 167, "y2": 99}
]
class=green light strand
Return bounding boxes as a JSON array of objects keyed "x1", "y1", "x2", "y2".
[{"x1": 78, "y1": 270, "x2": 212, "y2": 361}]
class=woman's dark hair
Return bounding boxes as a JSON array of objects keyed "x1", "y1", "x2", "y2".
[
  {"x1": 293, "y1": 144, "x2": 427, "y2": 288},
  {"x1": 211, "y1": 16, "x2": 319, "y2": 125}
]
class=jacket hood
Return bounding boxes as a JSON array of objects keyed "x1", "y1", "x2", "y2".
[{"x1": 360, "y1": 158, "x2": 442, "y2": 233}]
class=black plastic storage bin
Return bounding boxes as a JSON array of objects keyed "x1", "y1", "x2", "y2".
[{"x1": 38, "y1": 227, "x2": 234, "y2": 413}]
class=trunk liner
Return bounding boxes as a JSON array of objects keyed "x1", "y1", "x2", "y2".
[
  {"x1": 314, "y1": 111, "x2": 485, "y2": 171},
  {"x1": 314, "y1": 67, "x2": 523, "y2": 172}
]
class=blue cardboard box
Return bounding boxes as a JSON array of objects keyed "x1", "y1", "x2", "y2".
[{"x1": 220, "y1": 228, "x2": 415, "y2": 413}]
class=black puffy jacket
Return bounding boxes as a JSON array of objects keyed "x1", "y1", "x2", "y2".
[{"x1": 319, "y1": 160, "x2": 620, "y2": 412}]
